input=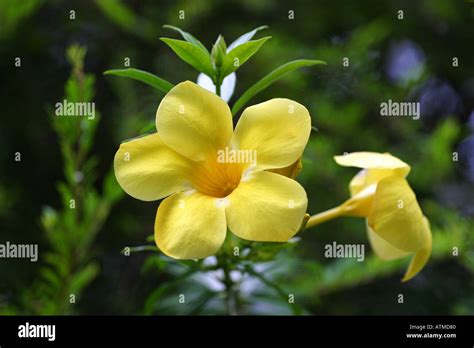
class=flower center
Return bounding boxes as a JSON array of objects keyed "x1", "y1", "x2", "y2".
[{"x1": 192, "y1": 157, "x2": 245, "y2": 198}]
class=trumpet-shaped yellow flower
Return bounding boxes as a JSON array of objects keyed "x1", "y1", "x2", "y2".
[
  {"x1": 334, "y1": 152, "x2": 432, "y2": 281},
  {"x1": 114, "y1": 81, "x2": 311, "y2": 259}
]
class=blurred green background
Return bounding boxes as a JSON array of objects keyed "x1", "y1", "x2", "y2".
[{"x1": 0, "y1": 0, "x2": 473, "y2": 315}]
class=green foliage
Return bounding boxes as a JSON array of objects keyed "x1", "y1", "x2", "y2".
[
  {"x1": 163, "y1": 24, "x2": 209, "y2": 52},
  {"x1": 228, "y1": 26, "x2": 268, "y2": 50},
  {"x1": 231, "y1": 59, "x2": 326, "y2": 115},
  {"x1": 104, "y1": 68, "x2": 174, "y2": 93},
  {"x1": 0, "y1": 0, "x2": 42, "y2": 40},
  {"x1": 94, "y1": 0, "x2": 155, "y2": 40},
  {"x1": 21, "y1": 44, "x2": 124, "y2": 314},
  {"x1": 220, "y1": 36, "x2": 271, "y2": 78},
  {"x1": 106, "y1": 24, "x2": 324, "y2": 122},
  {"x1": 127, "y1": 233, "x2": 304, "y2": 315},
  {"x1": 409, "y1": 118, "x2": 461, "y2": 190},
  {"x1": 160, "y1": 37, "x2": 215, "y2": 77},
  {"x1": 161, "y1": 24, "x2": 272, "y2": 87}
]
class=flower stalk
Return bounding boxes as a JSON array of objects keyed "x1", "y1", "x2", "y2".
[
  {"x1": 222, "y1": 265, "x2": 238, "y2": 315},
  {"x1": 306, "y1": 206, "x2": 345, "y2": 229}
]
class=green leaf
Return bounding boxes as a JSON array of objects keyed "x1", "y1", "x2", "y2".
[
  {"x1": 95, "y1": 0, "x2": 136, "y2": 32},
  {"x1": 160, "y1": 38, "x2": 214, "y2": 76},
  {"x1": 163, "y1": 24, "x2": 208, "y2": 53},
  {"x1": 95, "y1": 0, "x2": 155, "y2": 40},
  {"x1": 232, "y1": 59, "x2": 326, "y2": 115},
  {"x1": 211, "y1": 35, "x2": 227, "y2": 68},
  {"x1": 139, "y1": 120, "x2": 156, "y2": 134},
  {"x1": 104, "y1": 68, "x2": 173, "y2": 93},
  {"x1": 70, "y1": 262, "x2": 100, "y2": 295},
  {"x1": 221, "y1": 36, "x2": 271, "y2": 78},
  {"x1": 40, "y1": 268, "x2": 62, "y2": 290},
  {"x1": 121, "y1": 245, "x2": 159, "y2": 254},
  {"x1": 227, "y1": 25, "x2": 268, "y2": 51}
]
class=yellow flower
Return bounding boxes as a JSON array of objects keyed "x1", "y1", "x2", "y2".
[
  {"x1": 114, "y1": 81, "x2": 311, "y2": 259},
  {"x1": 334, "y1": 152, "x2": 432, "y2": 281}
]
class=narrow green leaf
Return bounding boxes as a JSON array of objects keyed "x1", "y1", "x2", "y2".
[
  {"x1": 163, "y1": 24, "x2": 208, "y2": 53},
  {"x1": 104, "y1": 68, "x2": 173, "y2": 93},
  {"x1": 121, "y1": 245, "x2": 159, "y2": 254},
  {"x1": 160, "y1": 38, "x2": 214, "y2": 77},
  {"x1": 221, "y1": 36, "x2": 271, "y2": 78},
  {"x1": 227, "y1": 25, "x2": 268, "y2": 51},
  {"x1": 232, "y1": 59, "x2": 326, "y2": 116}
]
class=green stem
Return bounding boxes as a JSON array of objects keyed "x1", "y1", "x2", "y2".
[
  {"x1": 216, "y1": 79, "x2": 221, "y2": 97},
  {"x1": 215, "y1": 69, "x2": 222, "y2": 97},
  {"x1": 222, "y1": 265, "x2": 237, "y2": 315}
]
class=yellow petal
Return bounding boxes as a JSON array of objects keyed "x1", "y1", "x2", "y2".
[
  {"x1": 114, "y1": 133, "x2": 193, "y2": 201},
  {"x1": 345, "y1": 167, "x2": 411, "y2": 213},
  {"x1": 348, "y1": 169, "x2": 369, "y2": 196},
  {"x1": 334, "y1": 152, "x2": 410, "y2": 172},
  {"x1": 340, "y1": 184, "x2": 377, "y2": 217},
  {"x1": 156, "y1": 81, "x2": 233, "y2": 161},
  {"x1": 368, "y1": 176, "x2": 424, "y2": 253},
  {"x1": 231, "y1": 99, "x2": 311, "y2": 171},
  {"x1": 225, "y1": 171, "x2": 307, "y2": 242},
  {"x1": 402, "y1": 216, "x2": 432, "y2": 282},
  {"x1": 349, "y1": 168, "x2": 408, "y2": 196},
  {"x1": 268, "y1": 157, "x2": 303, "y2": 178},
  {"x1": 154, "y1": 191, "x2": 227, "y2": 259},
  {"x1": 367, "y1": 222, "x2": 411, "y2": 260}
]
